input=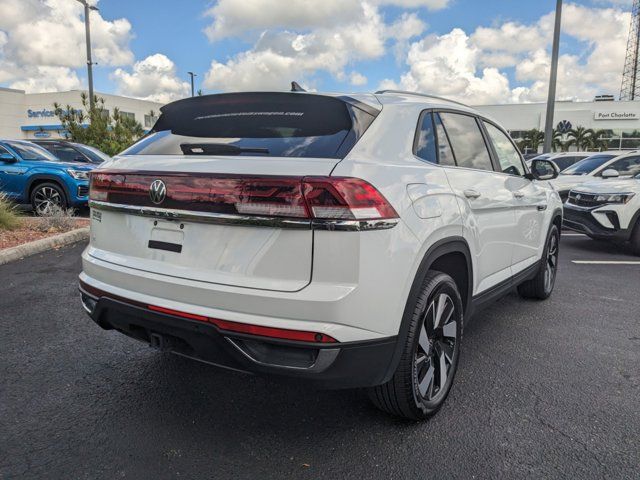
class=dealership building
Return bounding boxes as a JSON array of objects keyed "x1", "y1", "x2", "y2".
[
  {"x1": 2, "y1": 86, "x2": 640, "y2": 150},
  {"x1": 477, "y1": 97, "x2": 640, "y2": 151},
  {"x1": 0, "y1": 87, "x2": 163, "y2": 140}
]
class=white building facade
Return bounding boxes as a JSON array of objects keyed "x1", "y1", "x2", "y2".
[
  {"x1": 0, "y1": 87, "x2": 163, "y2": 140},
  {"x1": 475, "y1": 99, "x2": 640, "y2": 151}
]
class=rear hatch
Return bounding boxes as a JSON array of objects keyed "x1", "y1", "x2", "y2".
[{"x1": 88, "y1": 92, "x2": 380, "y2": 292}]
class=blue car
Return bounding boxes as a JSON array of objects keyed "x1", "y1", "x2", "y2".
[{"x1": 0, "y1": 140, "x2": 95, "y2": 214}]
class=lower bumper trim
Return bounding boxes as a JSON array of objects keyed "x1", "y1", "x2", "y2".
[{"x1": 80, "y1": 283, "x2": 397, "y2": 389}]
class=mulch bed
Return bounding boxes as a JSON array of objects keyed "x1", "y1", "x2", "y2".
[{"x1": 0, "y1": 217, "x2": 89, "y2": 250}]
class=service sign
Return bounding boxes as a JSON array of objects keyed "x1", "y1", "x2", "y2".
[{"x1": 593, "y1": 111, "x2": 639, "y2": 121}]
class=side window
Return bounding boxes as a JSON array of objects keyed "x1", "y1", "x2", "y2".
[
  {"x1": 433, "y1": 114, "x2": 456, "y2": 166},
  {"x1": 51, "y1": 146, "x2": 82, "y2": 162},
  {"x1": 0, "y1": 145, "x2": 12, "y2": 156},
  {"x1": 608, "y1": 156, "x2": 640, "y2": 176},
  {"x1": 414, "y1": 111, "x2": 438, "y2": 164},
  {"x1": 483, "y1": 121, "x2": 525, "y2": 176},
  {"x1": 439, "y1": 113, "x2": 493, "y2": 171}
]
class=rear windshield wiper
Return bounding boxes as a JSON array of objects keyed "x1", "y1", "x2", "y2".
[{"x1": 180, "y1": 143, "x2": 269, "y2": 156}]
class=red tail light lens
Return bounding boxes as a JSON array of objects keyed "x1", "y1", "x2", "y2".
[
  {"x1": 90, "y1": 172, "x2": 398, "y2": 221},
  {"x1": 303, "y1": 177, "x2": 398, "y2": 220}
]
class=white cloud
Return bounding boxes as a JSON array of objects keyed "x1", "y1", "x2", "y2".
[
  {"x1": 385, "y1": 2, "x2": 631, "y2": 104},
  {"x1": 111, "y1": 54, "x2": 190, "y2": 103},
  {"x1": 0, "y1": 0, "x2": 133, "y2": 93},
  {"x1": 350, "y1": 72, "x2": 368, "y2": 86},
  {"x1": 203, "y1": 2, "x2": 429, "y2": 92},
  {"x1": 203, "y1": 0, "x2": 446, "y2": 41},
  {"x1": 8, "y1": 66, "x2": 82, "y2": 93}
]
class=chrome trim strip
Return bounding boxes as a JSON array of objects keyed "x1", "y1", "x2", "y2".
[{"x1": 89, "y1": 200, "x2": 399, "y2": 231}]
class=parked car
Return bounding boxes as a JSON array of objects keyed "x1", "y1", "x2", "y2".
[
  {"x1": 549, "y1": 150, "x2": 640, "y2": 201},
  {"x1": 78, "y1": 90, "x2": 562, "y2": 420},
  {"x1": 525, "y1": 152, "x2": 593, "y2": 172},
  {"x1": 0, "y1": 139, "x2": 95, "y2": 214},
  {"x1": 564, "y1": 173, "x2": 640, "y2": 254},
  {"x1": 32, "y1": 139, "x2": 110, "y2": 164}
]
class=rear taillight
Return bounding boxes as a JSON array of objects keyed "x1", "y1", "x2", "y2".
[{"x1": 90, "y1": 172, "x2": 398, "y2": 222}]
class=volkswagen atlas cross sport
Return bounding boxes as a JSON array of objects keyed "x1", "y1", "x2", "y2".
[
  {"x1": 79, "y1": 90, "x2": 563, "y2": 420},
  {"x1": 0, "y1": 140, "x2": 94, "y2": 214}
]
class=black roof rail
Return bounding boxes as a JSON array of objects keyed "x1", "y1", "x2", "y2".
[{"x1": 374, "y1": 89, "x2": 470, "y2": 108}]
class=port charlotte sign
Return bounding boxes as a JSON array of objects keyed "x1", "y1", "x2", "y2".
[{"x1": 593, "y1": 111, "x2": 639, "y2": 120}]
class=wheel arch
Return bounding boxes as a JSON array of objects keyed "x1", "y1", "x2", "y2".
[
  {"x1": 380, "y1": 236, "x2": 473, "y2": 384},
  {"x1": 26, "y1": 175, "x2": 71, "y2": 206}
]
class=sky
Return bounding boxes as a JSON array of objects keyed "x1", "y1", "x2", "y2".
[{"x1": 0, "y1": 0, "x2": 635, "y2": 105}]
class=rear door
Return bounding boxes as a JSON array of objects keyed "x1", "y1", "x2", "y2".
[
  {"x1": 88, "y1": 93, "x2": 380, "y2": 292},
  {"x1": 434, "y1": 111, "x2": 517, "y2": 294},
  {"x1": 482, "y1": 120, "x2": 547, "y2": 272}
]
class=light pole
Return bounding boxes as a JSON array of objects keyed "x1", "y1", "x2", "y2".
[
  {"x1": 187, "y1": 72, "x2": 197, "y2": 97},
  {"x1": 543, "y1": 0, "x2": 563, "y2": 154},
  {"x1": 76, "y1": 0, "x2": 99, "y2": 111}
]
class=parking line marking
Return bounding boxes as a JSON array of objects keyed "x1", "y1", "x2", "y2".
[{"x1": 572, "y1": 260, "x2": 640, "y2": 265}]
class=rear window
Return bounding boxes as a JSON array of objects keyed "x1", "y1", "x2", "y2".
[{"x1": 121, "y1": 93, "x2": 379, "y2": 159}]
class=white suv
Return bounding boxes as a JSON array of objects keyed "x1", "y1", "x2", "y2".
[
  {"x1": 550, "y1": 150, "x2": 640, "y2": 201},
  {"x1": 564, "y1": 173, "x2": 640, "y2": 254},
  {"x1": 79, "y1": 90, "x2": 563, "y2": 420}
]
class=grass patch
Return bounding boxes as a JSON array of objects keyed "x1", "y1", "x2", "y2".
[{"x1": 0, "y1": 193, "x2": 20, "y2": 230}]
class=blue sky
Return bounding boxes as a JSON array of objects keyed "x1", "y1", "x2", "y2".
[{"x1": 0, "y1": 0, "x2": 634, "y2": 104}]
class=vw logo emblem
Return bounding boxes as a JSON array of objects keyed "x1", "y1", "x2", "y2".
[{"x1": 149, "y1": 179, "x2": 166, "y2": 205}]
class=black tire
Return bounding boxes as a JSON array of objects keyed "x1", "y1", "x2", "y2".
[
  {"x1": 30, "y1": 182, "x2": 67, "y2": 216},
  {"x1": 630, "y1": 219, "x2": 640, "y2": 256},
  {"x1": 368, "y1": 271, "x2": 463, "y2": 420},
  {"x1": 517, "y1": 224, "x2": 560, "y2": 300}
]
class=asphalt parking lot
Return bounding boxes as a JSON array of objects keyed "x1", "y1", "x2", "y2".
[{"x1": 1, "y1": 235, "x2": 639, "y2": 479}]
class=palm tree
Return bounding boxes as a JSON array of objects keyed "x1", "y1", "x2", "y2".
[
  {"x1": 552, "y1": 128, "x2": 568, "y2": 152},
  {"x1": 587, "y1": 129, "x2": 610, "y2": 151},
  {"x1": 566, "y1": 126, "x2": 594, "y2": 151},
  {"x1": 522, "y1": 129, "x2": 545, "y2": 153}
]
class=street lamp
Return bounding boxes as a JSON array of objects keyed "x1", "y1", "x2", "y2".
[
  {"x1": 187, "y1": 72, "x2": 197, "y2": 97},
  {"x1": 76, "y1": 0, "x2": 98, "y2": 111},
  {"x1": 543, "y1": 0, "x2": 563, "y2": 154}
]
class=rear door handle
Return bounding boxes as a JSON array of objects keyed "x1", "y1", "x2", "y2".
[
  {"x1": 513, "y1": 191, "x2": 525, "y2": 199},
  {"x1": 463, "y1": 189, "x2": 481, "y2": 199}
]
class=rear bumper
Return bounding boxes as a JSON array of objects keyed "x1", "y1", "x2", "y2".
[
  {"x1": 563, "y1": 204, "x2": 632, "y2": 241},
  {"x1": 80, "y1": 282, "x2": 397, "y2": 389}
]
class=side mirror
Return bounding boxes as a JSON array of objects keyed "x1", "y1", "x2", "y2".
[
  {"x1": 601, "y1": 169, "x2": 619, "y2": 179},
  {"x1": 530, "y1": 159, "x2": 559, "y2": 181},
  {"x1": 0, "y1": 152, "x2": 16, "y2": 163}
]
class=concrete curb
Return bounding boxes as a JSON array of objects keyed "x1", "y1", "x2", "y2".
[{"x1": 0, "y1": 227, "x2": 89, "y2": 266}]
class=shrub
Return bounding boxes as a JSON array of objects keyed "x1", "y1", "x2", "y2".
[
  {"x1": 35, "y1": 206, "x2": 77, "y2": 232},
  {"x1": 0, "y1": 193, "x2": 20, "y2": 230}
]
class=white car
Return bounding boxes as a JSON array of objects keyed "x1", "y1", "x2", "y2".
[
  {"x1": 564, "y1": 174, "x2": 640, "y2": 254},
  {"x1": 526, "y1": 151, "x2": 593, "y2": 172},
  {"x1": 550, "y1": 150, "x2": 640, "y2": 201},
  {"x1": 79, "y1": 90, "x2": 563, "y2": 420}
]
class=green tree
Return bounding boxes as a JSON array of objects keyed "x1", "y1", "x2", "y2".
[
  {"x1": 565, "y1": 126, "x2": 595, "y2": 151},
  {"x1": 54, "y1": 93, "x2": 144, "y2": 156},
  {"x1": 587, "y1": 129, "x2": 610, "y2": 151},
  {"x1": 552, "y1": 128, "x2": 568, "y2": 152},
  {"x1": 521, "y1": 128, "x2": 545, "y2": 153}
]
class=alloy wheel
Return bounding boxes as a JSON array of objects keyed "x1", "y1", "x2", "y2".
[
  {"x1": 34, "y1": 186, "x2": 63, "y2": 215},
  {"x1": 544, "y1": 233, "x2": 559, "y2": 293},
  {"x1": 414, "y1": 292, "x2": 458, "y2": 402}
]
